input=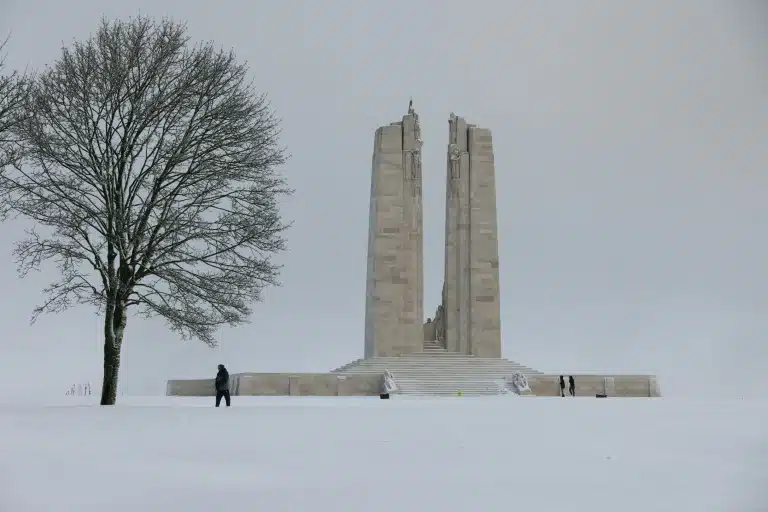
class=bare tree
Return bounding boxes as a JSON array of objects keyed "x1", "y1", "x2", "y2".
[
  {"x1": 0, "y1": 35, "x2": 28, "y2": 168},
  {"x1": 1, "y1": 17, "x2": 291, "y2": 405}
]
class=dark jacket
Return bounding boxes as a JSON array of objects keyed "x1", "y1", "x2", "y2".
[
  {"x1": 568, "y1": 376, "x2": 575, "y2": 388},
  {"x1": 559, "y1": 376, "x2": 565, "y2": 388},
  {"x1": 215, "y1": 366, "x2": 229, "y2": 391}
]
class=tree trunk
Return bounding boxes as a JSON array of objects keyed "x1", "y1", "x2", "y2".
[{"x1": 100, "y1": 299, "x2": 127, "y2": 405}]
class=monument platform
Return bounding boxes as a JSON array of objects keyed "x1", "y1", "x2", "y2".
[{"x1": 167, "y1": 350, "x2": 661, "y2": 398}]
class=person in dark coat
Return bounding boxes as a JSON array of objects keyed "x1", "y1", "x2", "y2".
[
  {"x1": 559, "y1": 375, "x2": 565, "y2": 397},
  {"x1": 215, "y1": 364, "x2": 231, "y2": 407},
  {"x1": 568, "y1": 375, "x2": 575, "y2": 397}
]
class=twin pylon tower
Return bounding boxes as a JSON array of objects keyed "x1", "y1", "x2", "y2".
[{"x1": 364, "y1": 102, "x2": 502, "y2": 359}]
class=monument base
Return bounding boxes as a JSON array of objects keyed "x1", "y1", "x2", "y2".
[{"x1": 166, "y1": 354, "x2": 661, "y2": 398}]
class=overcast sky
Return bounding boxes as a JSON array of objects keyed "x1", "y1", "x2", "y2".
[{"x1": 0, "y1": 0, "x2": 766, "y2": 398}]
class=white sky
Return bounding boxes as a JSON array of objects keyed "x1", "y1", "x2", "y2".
[{"x1": 0, "y1": 0, "x2": 766, "y2": 397}]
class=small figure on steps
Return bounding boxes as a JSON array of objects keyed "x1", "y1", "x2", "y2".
[
  {"x1": 559, "y1": 375, "x2": 565, "y2": 397},
  {"x1": 568, "y1": 375, "x2": 575, "y2": 397}
]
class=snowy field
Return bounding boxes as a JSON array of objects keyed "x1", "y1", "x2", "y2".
[{"x1": 1, "y1": 396, "x2": 766, "y2": 511}]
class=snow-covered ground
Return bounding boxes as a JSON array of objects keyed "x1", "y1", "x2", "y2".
[{"x1": 0, "y1": 396, "x2": 766, "y2": 511}]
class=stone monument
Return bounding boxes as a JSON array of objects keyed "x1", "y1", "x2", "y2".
[
  {"x1": 365, "y1": 105, "x2": 502, "y2": 358},
  {"x1": 166, "y1": 103, "x2": 662, "y2": 398}
]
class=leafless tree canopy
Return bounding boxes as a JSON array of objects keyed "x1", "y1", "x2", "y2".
[
  {"x1": 0, "y1": 36, "x2": 28, "y2": 168},
  {"x1": 2, "y1": 17, "x2": 291, "y2": 347}
]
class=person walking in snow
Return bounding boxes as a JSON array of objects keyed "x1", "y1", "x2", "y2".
[
  {"x1": 559, "y1": 375, "x2": 565, "y2": 397},
  {"x1": 215, "y1": 364, "x2": 231, "y2": 407},
  {"x1": 568, "y1": 375, "x2": 575, "y2": 397}
]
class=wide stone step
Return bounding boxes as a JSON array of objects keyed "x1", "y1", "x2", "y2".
[
  {"x1": 335, "y1": 354, "x2": 529, "y2": 362},
  {"x1": 397, "y1": 386, "x2": 504, "y2": 396},
  {"x1": 331, "y1": 355, "x2": 539, "y2": 396},
  {"x1": 367, "y1": 353, "x2": 510, "y2": 358},
  {"x1": 391, "y1": 371, "x2": 519, "y2": 374},
  {"x1": 337, "y1": 358, "x2": 533, "y2": 363},
  {"x1": 394, "y1": 376, "x2": 503, "y2": 380},
  {"x1": 343, "y1": 359, "x2": 529, "y2": 362},
  {"x1": 399, "y1": 389, "x2": 501, "y2": 395},
  {"x1": 339, "y1": 370, "x2": 540, "y2": 377},
  {"x1": 396, "y1": 385, "x2": 506, "y2": 395},
  {"x1": 340, "y1": 371, "x2": 539, "y2": 378},
  {"x1": 393, "y1": 376, "x2": 507, "y2": 383},
  {"x1": 343, "y1": 374, "x2": 537, "y2": 380},
  {"x1": 348, "y1": 363, "x2": 535, "y2": 366},
  {"x1": 342, "y1": 352, "x2": 540, "y2": 368},
  {"x1": 337, "y1": 365, "x2": 540, "y2": 374},
  {"x1": 395, "y1": 380, "x2": 502, "y2": 389},
  {"x1": 390, "y1": 371, "x2": 521, "y2": 396},
  {"x1": 338, "y1": 363, "x2": 536, "y2": 368}
]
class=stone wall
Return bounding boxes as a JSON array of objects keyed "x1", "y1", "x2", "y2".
[
  {"x1": 167, "y1": 373, "x2": 384, "y2": 397},
  {"x1": 528, "y1": 375, "x2": 661, "y2": 397},
  {"x1": 167, "y1": 373, "x2": 659, "y2": 398},
  {"x1": 166, "y1": 378, "x2": 217, "y2": 396},
  {"x1": 466, "y1": 126, "x2": 502, "y2": 358}
]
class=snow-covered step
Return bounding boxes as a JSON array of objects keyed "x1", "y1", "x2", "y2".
[
  {"x1": 393, "y1": 377, "x2": 504, "y2": 396},
  {"x1": 422, "y1": 341, "x2": 447, "y2": 353},
  {"x1": 331, "y1": 354, "x2": 539, "y2": 396}
]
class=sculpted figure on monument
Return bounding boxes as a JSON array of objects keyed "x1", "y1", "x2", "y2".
[
  {"x1": 508, "y1": 372, "x2": 530, "y2": 394},
  {"x1": 409, "y1": 99, "x2": 423, "y2": 167},
  {"x1": 448, "y1": 143, "x2": 461, "y2": 161},
  {"x1": 423, "y1": 317, "x2": 436, "y2": 341},
  {"x1": 434, "y1": 303, "x2": 445, "y2": 342}
]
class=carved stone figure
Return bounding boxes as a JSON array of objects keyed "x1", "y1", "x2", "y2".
[
  {"x1": 448, "y1": 143, "x2": 461, "y2": 161},
  {"x1": 434, "y1": 303, "x2": 445, "y2": 342},
  {"x1": 413, "y1": 120, "x2": 423, "y2": 166},
  {"x1": 414, "y1": 118, "x2": 423, "y2": 147},
  {"x1": 423, "y1": 317, "x2": 436, "y2": 341},
  {"x1": 508, "y1": 372, "x2": 530, "y2": 394},
  {"x1": 383, "y1": 370, "x2": 398, "y2": 393},
  {"x1": 413, "y1": 148, "x2": 422, "y2": 167}
]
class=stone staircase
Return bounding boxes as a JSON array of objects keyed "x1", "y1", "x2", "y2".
[
  {"x1": 422, "y1": 340, "x2": 446, "y2": 353},
  {"x1": 331, "y1": 352, "x2": 542, "y2": 396}
]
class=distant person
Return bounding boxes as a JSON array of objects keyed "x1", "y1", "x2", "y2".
[
  {"x1": 559, "y1": 375, "x2": 565, "y2": 397},
  {"x1": 215, "y1": 364, "x2": 231, "y2": 407},
  {"x1": 568, "y1": 375, "x2": 575, "y2": 397}
]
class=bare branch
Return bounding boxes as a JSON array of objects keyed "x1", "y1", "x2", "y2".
[
  {"x1": 0, "y1": 35, "x2": 29, "y2": 170},
  {"x1": 1, "y1": 16, "x2": 291, "y2": 347}
]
